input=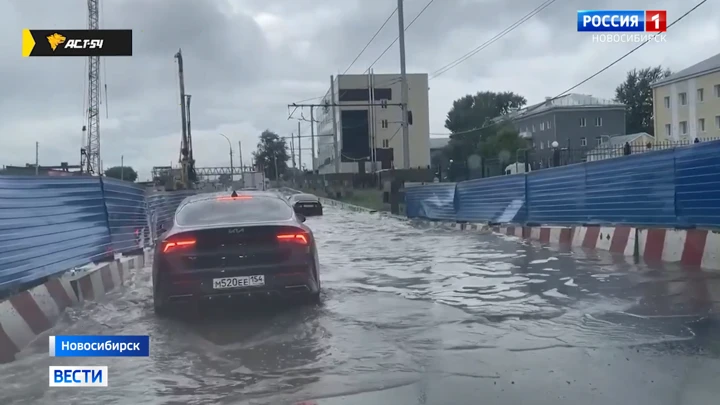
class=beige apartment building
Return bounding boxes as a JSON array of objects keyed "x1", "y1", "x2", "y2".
[{"x1": 652, "y1": 52, "x2": 720, "y2": 142}]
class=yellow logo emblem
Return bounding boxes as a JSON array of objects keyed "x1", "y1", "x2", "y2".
[{"x1": 46, "y1": 33, "x2": 66, "y2": 51}]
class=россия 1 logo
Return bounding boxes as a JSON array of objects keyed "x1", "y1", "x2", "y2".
[
  {"x1": 576, "y1": 10, "x2": 667, "y2": 44},
  {"x1": 22, "y1": 29, "x2": 133, "y2": 57}
]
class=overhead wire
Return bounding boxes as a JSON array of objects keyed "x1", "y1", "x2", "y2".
[
  {"x1": 430, "y1": 0, "x2": 558, "y2": 79},
  {"x1": 432, "y1": 0, "x2": 709, "y2": 137},
  {"x1": 343, "y1": 7, "x2": 398, "y2": 74}
]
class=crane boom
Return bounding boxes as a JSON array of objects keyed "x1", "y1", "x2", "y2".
[
  {"x1": 175, "y1": 49, "x2": 190, "y2": 187},
  {"x1": 85, "y1": 0, "x2": 101, "y2": 174}
]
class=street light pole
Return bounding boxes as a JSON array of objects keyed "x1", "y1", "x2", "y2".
[{"x1": 218, "y1": 133, "x2": 233, "y2": 182}]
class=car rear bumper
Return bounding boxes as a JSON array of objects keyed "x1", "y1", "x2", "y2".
[
  {"x1": 155, "y1": 265, "x2": 319, "y2": 304},
  {"x1": 294, "y1": 204, "x2": 323, "y2": 216}
]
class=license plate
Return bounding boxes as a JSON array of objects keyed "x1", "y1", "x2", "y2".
[
  {"x1": 212, "y1": 275, "x2": 265, "y2": 289},
  {"x1": 302, "y1": 204, "x2": 315, "y2": 207}
]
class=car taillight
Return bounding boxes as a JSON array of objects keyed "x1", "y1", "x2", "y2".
[
  {"x1": 162, "y1": 238, "x2": 196, "y2": 253},
  {"x1": 277, "y1": 233, "x2": 308, "y2": 245}
]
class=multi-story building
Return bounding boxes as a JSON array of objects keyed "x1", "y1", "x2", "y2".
[
  {"x1": 495, "y1": 93, "x2": 627, "y2": 152},
  {"x1": 651, "y1": 52, "x2": 720, "y2": 142},
  {"x1": 315, "y1": 73, "x2": 430, "y2": 174}
]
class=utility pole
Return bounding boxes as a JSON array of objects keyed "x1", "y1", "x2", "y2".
[
  {"x1": 175, "y1": 49, "x2": 189, "y2": 187},
  {"x1": 297, "y1": 121, "x2": 302, "y2": 171},
  {"x1": 219, "y1": 133, "x2": 233, "y2": 183},
  {"x1": 310, "y1": 106, "x2": 316, "y2": 172},
  {"x1": 397, "y1": 0, "x2": 411, "y2": 169},
  {"x1": 289, "y1": 133, "x2": 296, "y2": 168},
  {"x1": 121, "y1": 155, "x2": 124, "y2": 180},
  {"x1": 238, "y1": 141, "x2": 244, "y2": 171},
  {"x1": 35, "y1": 142, "x2": 39, "y2": 176},
  {"x1": 330, "y1": 75, "x2": 340, "y2": 173}
]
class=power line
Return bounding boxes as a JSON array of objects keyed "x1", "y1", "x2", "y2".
[
  {"x1": 430, "y1": 0, "x2": 558, "y2": 80},
  {"x1": 343, "y1": 7, "x2": 398, "y2": 74},
  {"x1": 366, "y1": 0, "x2": 435, "y2": 72},
  {"x1": 433, "y1": 0, "x2": 708, "y2": 137}
]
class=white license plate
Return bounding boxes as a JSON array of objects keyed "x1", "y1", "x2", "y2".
[
  {"x1": 212, "y1": 275, "x2": 265, "y2": 289},
  {"x1": 302, "y1": 204, "x2": 315, "y2": 207}
]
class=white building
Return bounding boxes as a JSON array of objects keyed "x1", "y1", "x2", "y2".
[{"x1": 315, "y1": 73, "x2": 430, "y2": 174}]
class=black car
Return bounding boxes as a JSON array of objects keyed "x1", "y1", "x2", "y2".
[
  {"x1": 288, "y1": 193, "x2": 323, "y2": 216},
  {"x1": 152, "y1": 191, "x2": 321, "y2": 316}
]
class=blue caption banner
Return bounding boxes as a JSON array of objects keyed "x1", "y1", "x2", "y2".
[
  {"x1": 49, "y1": 335, "x2": 150, "y2": 357},
  {"x1": 577, "y1": 10, "x2": 645, "y2": 32}
]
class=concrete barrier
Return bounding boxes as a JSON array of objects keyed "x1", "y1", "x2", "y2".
[
  {"x1": 414, "y1": 219, "x2": 720, "y2": 272},
  {"x1": 0, "y1": 250, "x2": 152, "y2": 363}
]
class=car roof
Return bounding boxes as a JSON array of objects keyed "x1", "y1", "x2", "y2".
[
  {"x1": 179, "y1": 190, "x2": 285, "y2": 207},
  {"x1": 291, "y1": 193, "x2": 318, "y2": 200}
]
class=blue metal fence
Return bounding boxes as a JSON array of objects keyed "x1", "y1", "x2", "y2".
[
  {"x1": 406, "y1": 140, "x2": 720, "y2": 229},
  {"x1": 0, "y1": 176, "x2": 112, "y2": 294},
  {"x1": 0, "y1": 175, "x2": 199, "y2": 296},
  {"x1": 101, "y1": 177, "x2": 149, "y2": 254}
]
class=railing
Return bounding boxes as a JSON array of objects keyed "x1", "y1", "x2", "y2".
[
  {"x1": 0, "y1": 176, "x2": 197, "y2": 298},
  {"x1": 407, "y1": 139, "x2": 720, "y2": 229}
]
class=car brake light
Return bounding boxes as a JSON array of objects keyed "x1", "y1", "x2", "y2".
[
  {"x1": 162, "y1": 238, "x2": 196, "y2": 253},
  {"x1": 277, "y1": 233, "x2": 308, "y2": 245}
]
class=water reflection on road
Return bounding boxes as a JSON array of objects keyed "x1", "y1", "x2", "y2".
[{"x1": 1, "y1": 207, "x2": 720, "y2": 405}]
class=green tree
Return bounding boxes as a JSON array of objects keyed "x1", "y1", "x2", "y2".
[
  {"x1": 104, "y1": 166, "x2": 138, "y2": 182},
  {"x1": 253, "y1": 130, "x2": 289, "y2": 181},
  {"x1": 615, "y1": 66, "x2": 672, "y2": 135},
  {"x1": 443, "y1": 91, "x2": 527, "y2": 164}
]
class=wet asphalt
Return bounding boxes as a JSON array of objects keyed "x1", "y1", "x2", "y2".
[{"x1": 1, "y1": 206, "x2": 720, "y2": 405}]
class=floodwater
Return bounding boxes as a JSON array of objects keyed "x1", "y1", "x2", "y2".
[{"x1": 2, "y1": 207, "x2": 720, "y2": 405}]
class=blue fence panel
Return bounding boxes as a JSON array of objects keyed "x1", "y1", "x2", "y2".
[
  {"x1": 101, "y1": 177, "x2": 148, "y2": 254},
  {"x1": 526, "y1": 163, "x2": 586, "y2": 225},
  {"x1": 455, "y1": 174, "x2": 527, "y2": 223},
  {"x1": 146, "y1": 190, "x2": 197, "y2": 235},
  {"x1": 675, "y1": 140, "x2": 720, "y2": 228},
  {"x1": 404, "y1": 183, "x2": 457, "y2": 220},
  {"x1": 0, "y1": 176, "x2": 111, "y2": 293},
  {"x1": 585, "y1": 150, "x2": 676, "y2": 226}
]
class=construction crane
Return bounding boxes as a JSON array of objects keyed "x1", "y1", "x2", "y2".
[
  {"x1": 175, "y1": 49, "x2": 194, "y2": 189},
  {"x1": 81, "y1": 0, "x2": 101, "y2": 175}
]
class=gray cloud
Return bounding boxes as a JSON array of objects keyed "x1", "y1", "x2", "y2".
[{"x1": 0, "y1": 0, "x2": 717, "y2": 179}]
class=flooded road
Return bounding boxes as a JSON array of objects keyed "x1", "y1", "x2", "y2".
[{"x1": 2, "y1": 206, "x2": 720, "y2": 404}]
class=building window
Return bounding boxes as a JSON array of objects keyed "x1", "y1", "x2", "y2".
[
  {"x1": 532, "y1": 124, "x2": 535, "y2": 132},
  {"x1": 579, "y1": 117, "x2": 586, "y2": 127},
  {"x1": 715, "y1": 85, "x2": 720, "y2": 98},
  {"x1": 540, "y1": 122, "x2": 545, "y2": 131},
  {"x1": 716, "y1": 115, "x2": 720, "y2": 129},
  {"x1": 697, "y1": 88, "x2": 704, "y2": 102},
  {"x1": 665, "y1": 124, "x2": 671, "y2": 136},
  {"x1": 580, "y1": 137, "x2": 587, "y2": 146},
  {"x1": 539, "y1": 142, "x2": 544, "y2": 150},
  {"x1": 664, "y1": 96, "x2": 670, "y2": 108},
  {"x1": 381, "y1": 119, "x2": 388, "y2": 128},
  {"x1": 596, "y1": 137, "x2": 603, "y2": 147},
  {"x1": 699, "y1": 118, "x2": 705, "y2": 132},
  {"x1": 382, "y1": 139, "x2": 389, "y2": 148},
  {"x1": 380, "y1": 100, "x2": 388, "y2": 109},
  {"x1": 547, "y1": 140, "x2": 552, "y2": 148},
  {"x1": 679, "y1": 92, "x2": 687, "y2": 105},
  {"x1": 595, "y1": 117, "x2": 603, "y2": 127},
  {"x1": 546, "y1": 120, "x2": 551, "y2": 129},
  {"x1": 680, "y1": 121, "x2": 687, "y2": 135}
]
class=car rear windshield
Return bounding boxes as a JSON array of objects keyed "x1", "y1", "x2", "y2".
[
  {"x1": 175, "y1": 197, "x2": 294, "y2": 226},
  {"x1": 294, "y1": 194, "x2": 318, "y2": 202}
]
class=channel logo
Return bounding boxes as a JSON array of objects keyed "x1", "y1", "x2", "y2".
[
  {"x1": 21, "y1": 29, "x2": 133, "y2": 57},
  {"x1": 49, "y1": 366, "x2": 108, "y2": 387},
  {"x1": 577, "y1": 10, "x2": 667, "y2": 32}
]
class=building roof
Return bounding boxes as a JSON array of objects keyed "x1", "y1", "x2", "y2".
[
  {"x1": 492, "y1": 93, "x2": 625, "y2": 123},
  {"x1": 652, "y1": 52, "x2": 720, "y2": 88},
  {"x1": 429, "y1": 137, "x2": 449, "y2": 150}
]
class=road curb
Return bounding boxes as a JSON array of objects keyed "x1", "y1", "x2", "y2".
[
  {"x1": 413, "y1": 219, "x2": 720, "y2": 272},
  {"x1": 0, "y1": 250, "x2": 151, "y2": 364}
]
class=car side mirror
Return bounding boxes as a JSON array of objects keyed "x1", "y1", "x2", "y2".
[{"x1": 297, "y1": 214, "x2": 306, "y2": 223}]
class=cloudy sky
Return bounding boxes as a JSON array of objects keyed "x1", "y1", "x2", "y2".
[{"x1": 1, "y1": 0, "x2": 717, "y2": 180}]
